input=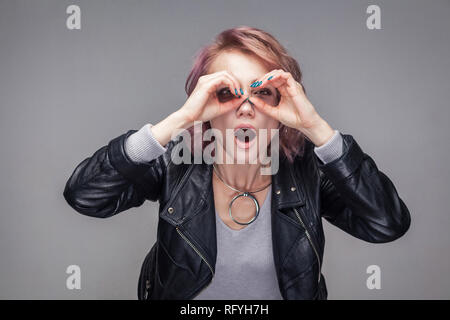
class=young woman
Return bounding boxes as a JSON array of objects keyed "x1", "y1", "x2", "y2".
[{"x1": 63, "y1": 26, "x2": 411, "y2": 300}]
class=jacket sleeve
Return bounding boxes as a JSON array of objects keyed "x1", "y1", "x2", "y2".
[
  {"x1": 63, "y1": 129, "x2": 173, "y2": 218},
  {"x1": 317, "y1": 133, "x2": 411, "y2": 243}
]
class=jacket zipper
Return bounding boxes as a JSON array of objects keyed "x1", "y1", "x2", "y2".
[
  {"x1": 293, "y1": 208, "x2": 321, "y2": 283},
  {"x1": 144, "y1": 228, "x2": 214, "y2": 300},
  {"x1": 176, "y1": 226, "x2": 214, "y2": 299},
  {"x1": 144, "y1": 280, "x2": 150, "y2": 300},
  {"x1": 176, "y1": 226, "x2": 215, "y2": 276}
]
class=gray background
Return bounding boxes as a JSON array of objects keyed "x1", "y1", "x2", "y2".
[{"x1": 0, "y1": 0, "x2": 449, "y2": 299}]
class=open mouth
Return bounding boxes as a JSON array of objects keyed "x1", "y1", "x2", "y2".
[{"x1": 234, "y1": 127, "x2": 257, "y2": 148}]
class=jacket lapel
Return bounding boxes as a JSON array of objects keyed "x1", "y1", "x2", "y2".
[{"x1": 162, "y1": 158, "x2": 309, "y2": 282}]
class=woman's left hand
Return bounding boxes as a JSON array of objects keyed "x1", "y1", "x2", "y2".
[{"x1": 249, "y1": 69, "x2": 335, "y2": 146}]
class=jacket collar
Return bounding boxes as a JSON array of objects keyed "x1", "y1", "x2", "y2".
[{"x1": 160, "y1": 156, "x2": 306, "y2": 227}]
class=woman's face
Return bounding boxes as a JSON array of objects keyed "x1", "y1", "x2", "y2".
[{"x1": 208, "y1": 49, "x2": 280, "y2": 164}]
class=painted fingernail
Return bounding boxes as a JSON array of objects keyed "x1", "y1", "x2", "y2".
[
  {"x1": 250, "y1": 82, "x2": 256, "y2": 87},
  {"x1": 235, "y1": 88, "x2": 239, "y2": 95},
  {"x1": 240, "y1": 88, "x2": 244, "y2": 95},
  {"x1": 268, "y1": 76, "x2": 273, "y2": 80},
  {"x1": 255, "y1": 81, "x2": 262, "y2": 87}
]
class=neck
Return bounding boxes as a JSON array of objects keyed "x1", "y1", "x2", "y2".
[{"x1": 213, "y1": 163, "x2": 271, "y2": 192}]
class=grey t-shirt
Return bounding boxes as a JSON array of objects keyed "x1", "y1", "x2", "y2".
[{"x1": 194, "y1": 184, "x2": 283, "y2": 300}]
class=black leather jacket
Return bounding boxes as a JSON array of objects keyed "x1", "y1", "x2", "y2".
[{"x1": 63, "y1": 129, "x2": 411, "y2": 300}]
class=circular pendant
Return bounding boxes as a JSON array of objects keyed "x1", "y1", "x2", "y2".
[{"x1": 229, "y1": 192, "x2": 260, "y2": 225}]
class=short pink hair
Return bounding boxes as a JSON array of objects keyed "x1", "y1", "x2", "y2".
[{"x1": 184, "y1": 26, "x2": 306, "y2": 162}]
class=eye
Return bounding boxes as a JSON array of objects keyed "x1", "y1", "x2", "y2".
[
  {"x1": 216, "y1": 87, "x2": 235, "y2": 103},
  {"x1": 217, "y1": 88, "x2": 232, "y2": 96},
  {"x1": 254, "y1": 88, "x2": 272, "y2": 96}
]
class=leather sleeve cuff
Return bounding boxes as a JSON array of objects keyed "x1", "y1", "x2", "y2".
[
  {"x1": 316, "y1": 133, "x2": 365, "y2": 183},
  {"x1": 107, "y1": 129, "x2": 156, "y2": 183}
]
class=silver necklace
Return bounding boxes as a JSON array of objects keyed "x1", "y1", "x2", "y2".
[{"x1": 212, "y1": 164, "x2": 272, "y2": 225}]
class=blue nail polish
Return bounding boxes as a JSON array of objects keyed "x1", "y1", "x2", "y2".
[
  {"x1": 268, "y1": 76, "x2": 273, "y2": 80},
  {"x1": 250, "y1": 82, "x2": 256, "y2": 87},
  {"x1": 255, "y1": 81, "x2": 262, "y2": 87},
  {"x1": 235, "y1": 88, "x2": 238, "y2": 95},
  {"x1": 240, "y1": 88, "x2": 244, "y2": 95}
]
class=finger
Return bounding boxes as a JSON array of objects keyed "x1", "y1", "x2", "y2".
[
  {"x1": 209, "y1": 71, "x2": 242, "y2": 98},
  {"x1": 261, "y1": 71, "x2": 299, "y2": 97},
  {"x1": 281, "y1": 71, "x2": 299, "y2": 90},
  {"x1": 249, "y1": 95, "x2": 280, "y2": 121},
  {"x1": 263, "y1": 71, "x2": 287, "y2": 88},
  {"x1": 251, "y1": 71, "x2": 286, "y2": 98},
  {"x1": 222, "y1": 71, "x2": 245, "y2": 97},
  {"x1": 213, "y1": 95, "x2": 244, "y2": 118},
  {"x1": 251, "y1": 69, "x2": 282, "y2": 88},
  {"x1": 249, "y1": 70, "x2": 273, "y2": 87},
  {"x1": 208, "y1": 74, "x2": 241, "y2": 101}
]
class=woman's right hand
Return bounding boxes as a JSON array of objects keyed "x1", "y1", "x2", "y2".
[
  {"x1": 178, "y1": 70, "x2": 246, "y2": 123},
  {"x1": 150, "y1": 71, "x2": 245, "y2": 147}
]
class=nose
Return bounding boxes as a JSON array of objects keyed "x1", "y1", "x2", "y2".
[{"x1": 236, "y1": 97, "x2": 255, "y2": 118}]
